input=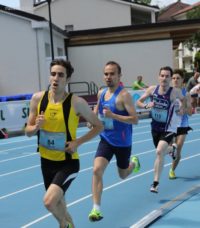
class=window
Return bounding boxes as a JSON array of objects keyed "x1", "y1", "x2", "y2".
[
  {"x1": 57, "y1": 47, "x2": 63, "y2": 57},
  {"x1": 45, "y1": 43, "x2": 51, "y2": 57}
]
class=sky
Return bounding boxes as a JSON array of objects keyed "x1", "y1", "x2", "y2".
[
  {"x1": 0, "y1": 0, "x2": 199, "y2": 9},
  {"x1": 151, "y1": 0, "x2": 200, "y2": 7}
]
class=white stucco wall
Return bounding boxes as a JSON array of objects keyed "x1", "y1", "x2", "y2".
[
  {"x1": 67, "y1": 39, "x2": 173, "y2": 89},
  {"x1": 34, "y1": 0, "x2": 131, "y2": 30},
  {"x1": 0, "y1": 13, "x2": 39, "y2": 96},
  {"x1": 0, "y1": 12, "x2": 66, "y2": 96}
]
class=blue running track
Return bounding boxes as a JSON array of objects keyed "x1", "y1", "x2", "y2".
[{"x1": 0, "y1": 114, "x2": 200, "y2": 228}]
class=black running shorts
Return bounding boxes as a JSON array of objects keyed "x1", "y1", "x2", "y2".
[
  {"x1": 41, "y1": 157, "x2": 80, "y2": 193},
  {"x1": 95, "y1": 137, "x2": 132, "y2": 169}
]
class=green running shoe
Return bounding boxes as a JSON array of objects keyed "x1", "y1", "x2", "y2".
[
  {"x1": 65, "y1": 223, "x2": 72, "y2": 228},
  {"x1": 169, "y1": 168, "x2": 176, "y2": 179},
  {"x1": 131, "y1": 156, "x2": 140, "y2": 173},
  {"x1": 88, "y1": 209, "x2": 103, "y2": 222}
]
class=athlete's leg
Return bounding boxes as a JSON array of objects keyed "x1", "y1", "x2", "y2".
[
  {"x1": 150, "y1": 140, "x2": 169, "y2": 193},
  {"x1": 43, "y1": 184, "x2": 74, "y2": 228},
  {"x1": 117, "y1": 157, "x2": 140, "y2": 179},
  {"x1": 92, "y1": 157, "x2": 109, "y2": 206},
  {"x1": 89, "y1": 156, "x2": 108, "y2": 221},
  {"x1": 60, "y1": 198, "x2": 74, "y2": 228},
  {"x1": 153, "y1": 140, "x2": 169, "y2": 182},
  {"x1": 171, "y1": 134, "x2": 186, "y2": 171},
  {"x1": 118, "y1": 164, "x2": 134, "y2": 179}
]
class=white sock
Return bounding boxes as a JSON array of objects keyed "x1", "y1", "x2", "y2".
[{"x1": 93, "y1": 204, "x2": 100, "y2": 211}]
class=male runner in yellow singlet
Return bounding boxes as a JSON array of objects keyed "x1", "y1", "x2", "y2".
[{"x1": 25, "y1": 59, "x2": 103, "y2": 228}]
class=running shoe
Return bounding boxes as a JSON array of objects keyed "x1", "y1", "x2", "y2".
[
  {"x1": 169, "y1": 143, "x2": 177, "y2": 160},
  {"x1": 65, "y1": 223, "x2": 72, "y2": 228},
  {"x1": 88, "y1": 209, "x2": 103, "y2": 222},
  {"x1": 150, "y1": 183, "x2": 159, "y2": 193},
  {"x1": 131, "y1": 156, "x2": 141, "y2": 173},
  {"x1": 169, "y1": 168, "x2": 176, "y2": 179}
]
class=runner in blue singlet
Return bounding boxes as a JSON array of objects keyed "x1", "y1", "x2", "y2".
[
  {"x1": 169, "y1": 69, "x2": 192, "y2": 179},
  {"x1": 88, "y1": 61, "x2": 140, "y2": 222}
]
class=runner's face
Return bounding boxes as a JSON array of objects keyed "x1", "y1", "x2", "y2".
[
  {"x1": 159, "y1": 70, "x2": 171, "y2": 87},
  {"x1": 50, "y1": 65, "x2": 67, "y2": 93},
  {"x1": 172, "y1": 74, "x2": 183, "y2": 88},
  {"x1": 104, "y1": 64, "x2": 120, "y2": 88}
]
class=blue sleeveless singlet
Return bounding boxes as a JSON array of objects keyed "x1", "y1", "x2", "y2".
[{"x1": 98, "y1": 86, "x2": 132, "y2": 147}]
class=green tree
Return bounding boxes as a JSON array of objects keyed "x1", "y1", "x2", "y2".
[
  {"x1": 185, "y1": 6, "x2": 200, "y2": 51},
  {"x1": 187, "y1": 5, "x2": 200, "y2": 19},
  {"x1": 194, "y1": 50, "x2": 200, "y2": 70},
  {"x1": 185, "y1": 32, "x2": 200, "y2": 51}
]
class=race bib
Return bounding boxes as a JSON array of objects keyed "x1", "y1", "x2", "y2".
[
  {"x1": 151, "y1": 108, "x2": 168, "y2": 123},
  {"x1": 39, "y1": 130, "x2": 66, "y2": 151},
  {"x1": 98, "y1": 114, "x2": 114, "y2": 130}
]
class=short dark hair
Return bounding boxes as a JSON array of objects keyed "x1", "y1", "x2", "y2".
[
  {"x1": 173, "y1": 69, "x2": 184, "y2": 78},
  {"x1": 50, "y1": 58, "x2": 74, "y2": 78},
  {"x1": 105, "y1": 61, "x2": 121, "y2": 74},
  {"x1": 159, "y1": 66, "x2": 173, "y2": 77}
]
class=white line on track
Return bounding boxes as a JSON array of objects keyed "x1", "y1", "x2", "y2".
[
  {"x1": 0, "y1": 153, "x2": 37, "y2": 163},
  {"x1": 0, "y1": 137, "x2": 200, "y2": 178},
  {"x1": 1, "y1": 122, "x2": 200, "y2": 151},
  {"x1": 20, "y1": 152, "x2": 200, "y2": 227},
  {"x1": 0, "y1": 165, "x2": 40, "y2": 177},
  {"x1": 0, "y1": 183, "x2": 43, "y2": 200},
  {"x1": 0, "y1": 145, "x2": 36, "y2": 153}
]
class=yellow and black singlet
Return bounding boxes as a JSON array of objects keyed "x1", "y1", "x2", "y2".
[{"x1": 37, "y1": 91, "x2": 79, "y2": 161}]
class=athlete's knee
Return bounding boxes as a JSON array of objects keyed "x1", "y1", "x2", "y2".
[
  {"x1": 93, "y1": 165, "x2": 104, "y2": 177},
  {"x1": 156, "y1": 148, "x2": 163, "y2": 156},
  {"x1": 43, "y1": 195, "x2": 55, "y2": 211}
]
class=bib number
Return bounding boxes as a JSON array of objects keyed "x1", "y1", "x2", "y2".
[
  {"x1": 151, "y1": 108, "x2": 167, "y2": 123},
  {"x1": 39, "y1": 130, "x2": 66, "y2": 151},
  {"x1": 98, "y1": 114, "x2": 114, "y2": 130}
]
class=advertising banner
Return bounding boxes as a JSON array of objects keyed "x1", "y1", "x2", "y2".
[{"x1": 0, "y1": 100, "x2": 30, "y2": 131}]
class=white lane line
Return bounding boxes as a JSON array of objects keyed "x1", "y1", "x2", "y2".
[
  {"x1": 0, "y1": 137, "x2": 200, "y2": 177},
  {"x1": 0, "y1": 153, "x2": 37, "y2": 163},
  {"x1": 20, "y1": 153, "x2": 200, "y2": 227},
  {"x1": 0, "y1": 145, "x2": 36, "y2": 153},
  {"x1": 130, "y1": 183, "x2": 200, "y2": 228},
  {"x1": 0, "y1": 183, "x2": 43, "y2": 200},
  {"x1": 0, "y1": 165, "x2": 40, "y2": 177},
  {"x1": 1, "y1": 124, "x2": 200, "y2": 154},
  {"x1": 1, "y1": 115, "x2": 200, "y2": 146}
]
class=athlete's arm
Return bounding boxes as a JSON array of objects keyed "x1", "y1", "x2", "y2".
[
  {"x1": 93, "y1": 89, "x2": 103, "y2": 115},
  {"x1": 86, "y1": 89, "x2": 103, "y2": 129},
  {"x1": 103, "y1": 90, "x2": 138, "y2": 124},
  {"x1": 25, "y1": 92, "x2": 45, "y2": 137},
  {"x1": 172, "y1": 87, "x2": 185, "y2": 115},
  {"x1": 185, "y1": 92, "x2": 193, "y2": 116},
  {"x1": 66, "y1": 95, "x2": 103, "y2": 153},
  {"x1": 136, "y1": 85, "x2": 155, "y2": 109}
]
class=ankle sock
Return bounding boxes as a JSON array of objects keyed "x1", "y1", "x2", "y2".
[
  {"x1": 153, "y1": 181, "x2": 159, "y2": 187},
  {"x1": 93, "y1": 204, "x2": 100, "y2": 211}
]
